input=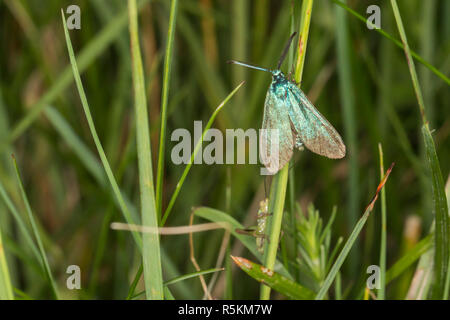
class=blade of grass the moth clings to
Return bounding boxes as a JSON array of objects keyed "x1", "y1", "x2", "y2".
[
  {"x1": 260, "y1": 0, "x2": 316, "y2": 301},
  {"x1": 160, "y1": 82, "x2": 244, "y2": 226},
  {"x1": 12, "y1": 156, "x2": 59, "y2": 299},
  {"x1": 316, "y1": 163, "x2": 395, "y2": 300}
]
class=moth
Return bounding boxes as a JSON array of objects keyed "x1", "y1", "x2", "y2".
[
  {"x1": 229, "y1": 32, "x2": 346, "y2": 174},
  {"x1": 236, "y1": 198, "x2": 270, "y2": 253}
]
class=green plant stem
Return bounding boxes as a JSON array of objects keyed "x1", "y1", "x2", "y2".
[
  {"x1": 260, "y1": 0, "x2": 314, "y2": 300},
  {"x1": 156, "y1": 0, "x2": 179, "y2": 219},
  {"x1": 378, "y1": 144, "x2": 387, "y2": 299}
]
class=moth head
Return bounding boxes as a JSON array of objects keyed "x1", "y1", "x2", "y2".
[{"x1": 271, "y1": 70, "x2": 285, "y2": 82}]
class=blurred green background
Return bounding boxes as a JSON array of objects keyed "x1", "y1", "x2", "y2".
[{"x1": 0, "y1": 0, "x2": 448, "y2": 299}]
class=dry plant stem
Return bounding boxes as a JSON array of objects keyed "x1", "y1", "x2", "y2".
[
  {"x1": 110, "y1": 221, "x2": 229, "y2": 235},
  {"x1": 189, "y1": 213, "x2": 213, "y2": 300}
]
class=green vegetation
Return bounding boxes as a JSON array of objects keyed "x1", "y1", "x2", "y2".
[{"x1": 0, "y1": 0, "x2": 448, "y2": 300}]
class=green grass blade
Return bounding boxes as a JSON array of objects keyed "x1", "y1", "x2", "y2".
[
  {"x1": 390, "y1": 0, "x2": 449, "y2": 299},
  {"x1": 422, "y1": 127, "x2": 449, "y2": 298},
  {"x1": 385, "y1": 233, "x2": 433, "y2": 284},
  {"x1": 161, "y1": 82, "x2": 244, "y2": 226},
  {"x1": 378, "y1": 144, "x2": 387, "y2": 299},
  {"x1": 130, "y1": 268, "x2": 223, "y2": 300},
  {"x1": 331, "y1": 0, "x2": 450, "y2": 86},
  {"x1": 128, "y1": 0, "x2": 163, "y2": 300},
  {"x1": 335, "y1": 0, "x2": 359, "y2": 273},
  {"x1": 12, "y1": 158, "x2": 59, "y2": 299},
  {"x1": 0, "y1": 226, "x2": 13, "y2": 299},
  {"x1": 61, "y1": 10, "x2": 141, "y2": 249},
  {"x1": 193, "y1": 206, "x2": 292, "y2": 279},
  {"x1": 4, "y1": 0, "x2": 151, "y2": 148},
  {"x1": 232, "y1": 256, "x2": 315, "y2": 299},
  {"x1": 156, "y1": 0, "x2": 179, "y2": 218},
  {"x1": 0, "y1": 182, "x2": 41, "y2": 264},
  {"x1": 316, "y1": 163, "x2": 394, "y2": 300}
]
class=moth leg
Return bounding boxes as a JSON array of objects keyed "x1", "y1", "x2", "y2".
[
  {"x1": 257, "y1": 212, "x2": 272, "y2": 219},
  {"x1": 235, "y1": 228, "x2": 256, "y2": 236}
]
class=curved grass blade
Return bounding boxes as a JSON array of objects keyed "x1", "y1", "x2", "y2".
[
  {"x1": 61, "y1": 10, "x2": 141, "y2": 249},
  {"x1": 4, "y1": 0, "x2": 152, "y2": 148},
  {"x1": 315, "y1": 163, "x2": 394, "y2": 300},
  {"x1": 160, "y1": 82, "x2": 244, "y2": 226},
  {"x1": 231, "y1": 256, "x2": 315, "y2": 299},
  {"x1": 331, "y1": 0, "x2": 450, "y2": 86},
  {"x1": 390, "y1": 0, "x2": 449, "y2": 298},
  {"x1": 130, "y1": 268, "x2": 223, "y2": 300},
  {"x1": 193, "y1": 206, "x2": 292, "y2": 280},
  {"x1": 422, "y1": 126, "x2": 449, "y2": 298},
  {"x1": 385, "y1": 233, "x2": 433, "y2": 284},
  {"x1": 12, "y1": 157, "x2": 59, "y2": 299}
]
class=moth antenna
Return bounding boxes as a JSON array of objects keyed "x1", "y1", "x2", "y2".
[{"x1": 277, "y1": 32, "x2": 297, "y2": 70}]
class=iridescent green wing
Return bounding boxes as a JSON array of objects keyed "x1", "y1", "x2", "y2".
[
  {"x1": 286, "y1": 82, "x2": 346, "y2": 159},
  {"x1": 260, "y1": 86, "x2": 294, "y2": 174}
]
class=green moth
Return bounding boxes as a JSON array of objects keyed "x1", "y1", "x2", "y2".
[{"x1": 229, "y1": 33, "x2": 346, "y2": 174}]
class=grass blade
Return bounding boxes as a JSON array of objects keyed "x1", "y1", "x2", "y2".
[
  {"x1": 128, "y1": 0, "x2": 163, "y2": 299},
  {"x1": 156, "y1": 0, "x2": 179, "y2": 217},
  {"x1": 260, "y1": 0, "x2": 314, "y2": 300},
  {"x1": 316, "y1": 163, "x2": 394, "y2": 300},
  {"x1": 385, "y1": 233, "x2": 433, "y2": 284},
  {"x1": 4, "y1": 0, "x2": 152, "y2": 148},
  {"x1": 232, "y1": 256, "x2": 315, "y2": 299},
  {"x1": 61, "y1": 10, "x2": 141, "y2": 249},
  {"x1": 422, "y1": 127, "x2": 449, "y2": 298},
  {"x1": 193, "y1": 206, "x2": 292, "y2": 279},
  {"x1": 12, "y1": 157, "x2": 59, "y2": 299},
  {"x1": 331, "y1": 0, "x2": 450, "y2": 86},
  {"x1": 390, "y1": 0, "x2": 449, "y2": 299},
  {"x1": 378, "y1": 144, "x2": 387, "y2": 299},
  {"x1": 0, "y1": 226, "x2": 13, "y2": 299},
  {"x1": 161, "y1": 82, "x2": 244, "y2": 226}
]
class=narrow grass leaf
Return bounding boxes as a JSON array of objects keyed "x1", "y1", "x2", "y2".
[
  {"x1": 232, "y1": 256, "x2": 315, "y2": 299},
  {"x1": 61, "y1": 10, "x2": 141, "y2": 248},
  {"x1": 156, "y1": 0, "x2": 179, "y2": 217},
  {"x1": 128, "y1": 0, "x2": 163, "y2": 299},
  {"x1": 161, "y1": 82, "x2": 244, "y2": 226},
  {"x1": 0, "y1": 226, "x2": 13, "y2": 299},
  {"x1": 12, "y1": 157, "x2": 59, "y2": 299},
  {"x1": 193, "y1": 206, "x2": 292, "y2": 279},
  {"x1": 316, "y1": 163, "x2": 394, "y2": 300},
  {"x1": 331, "y1": 0, "x2": 450, "y2": 86}
]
